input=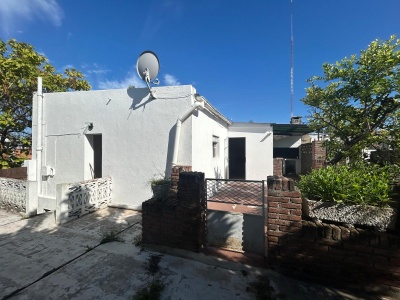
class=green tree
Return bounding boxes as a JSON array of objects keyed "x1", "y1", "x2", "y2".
[
  {"x1": 0, "y1": 39, "x2": 91, "y2": 168},
  {"x1": 302, "y1": 36, "x2": 400, "y2": 165}
]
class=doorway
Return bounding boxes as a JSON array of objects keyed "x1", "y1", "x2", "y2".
[
  {"x1": 86, "y1": 134, "x2": 102, "y2": 179},
  {"x1": 229, "y1": 138, "x2": 246, "y2": 179}
]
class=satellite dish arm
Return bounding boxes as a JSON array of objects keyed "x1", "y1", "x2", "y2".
[{"x1": 142, "y1": 68, "x2": 157, "y2": 98}]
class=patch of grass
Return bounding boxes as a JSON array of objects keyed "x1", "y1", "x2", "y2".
[
  {"x1": 99, "y1": 230, "x2": 123, "y2": 244},
  {"x1": 249, "y1": 275, "x2": 275, "y2": 300},
  {"x1": 133, "y1": 280, "x2": 165, "y2": 300}
]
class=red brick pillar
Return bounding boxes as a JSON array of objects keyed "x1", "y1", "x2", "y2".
[
  {"x1": 266, "y1": 175, "x2": 302, "y2": 253},
  {"x1": 171, "y1": 165, "x2": 192, "y2": 192},
  {"x1": 176, "y1": 172, "x2": 206, "y2": 252},
  {"x1": 273, "y1": 158, "x2": 283, "y2": 176},
  {"x1": 311, "y1": 141, "x2": 326, "y2": 170}
]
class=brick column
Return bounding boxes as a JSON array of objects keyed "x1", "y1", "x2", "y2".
[
  {"x1": 171, "y1": 165, "x2": 192, "y2": 192},
  {"x1": 311, "y1": 141, "x2": 326, "y2": 170},
  {"x1": 177, "y1": 172, "x2": 206, "y2": 251},
  {"x1": 266, "y1": 175, "x2": 302, "y2": 251},
  {"x1": 273, "y1": 158, "x2": 283, "y2": 176}
]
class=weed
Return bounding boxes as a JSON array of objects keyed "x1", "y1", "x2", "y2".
[
  {"x1": 99, "y1": 230, "x2": 123, "y2": 244},
  {"x1": 133, "y1": 254, "x2": 166, "y2": 300},
  {"x1": 249, "y1": 275, "x2": 275, "y2": 300},
  {"x1": 85, "y1": 245, "x2": 94, "y2": 252},
  {"x1": 145, "y1": 254, "x2": 163, "y2": 275},
  {"x1": 133, "y1": 280, "x2": 165, "y2": 300}
]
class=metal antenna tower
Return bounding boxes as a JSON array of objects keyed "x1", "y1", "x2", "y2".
[{"x1": 290, "y1": 0, "x2": 294, "y2": 118}]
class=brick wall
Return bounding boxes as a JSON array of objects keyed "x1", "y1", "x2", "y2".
[
  {"x1": 266, "y1": 175, "x2": 400, "y2": 289},
  {"x1": 273, "y1": 158, "x2": 283, "y2": 176},
  {"x1": 143, "y1": 171, "x2": 400, "y2": 289},
  {"x1": 142, "y1": 171, "x2": 206, "y2": 252},
  {"x1": 300, "y1": 141, "x2": 326, "y2": 173}
]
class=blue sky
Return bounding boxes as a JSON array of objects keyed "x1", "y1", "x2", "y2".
[{"x1": 0, "y1": 0, "x2": 399, "y2": 124}]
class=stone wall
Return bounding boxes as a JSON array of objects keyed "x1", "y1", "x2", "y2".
[{"x1": 142, "y1": 171, "x2": 206, "y2": 252}]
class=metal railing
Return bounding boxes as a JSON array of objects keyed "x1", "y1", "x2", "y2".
[{"x1": 205, "y1": 178, "x2": 264, "y2": 207}]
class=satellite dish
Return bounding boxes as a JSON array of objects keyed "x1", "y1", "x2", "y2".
[{"x1": 136, "y1": 51, "x2": 160, "y2": 98}]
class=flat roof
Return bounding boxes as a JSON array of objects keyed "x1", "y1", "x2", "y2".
[{"x1": 272, "y1": 123, "x2": 313, "y2": 136}]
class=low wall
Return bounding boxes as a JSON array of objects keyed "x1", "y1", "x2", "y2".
[
  {"x1": 0, "y1": 167, "x2": 27, "y2": 180},
  {"x1": 0, "y1": 178, "x2": 27, "y2": 213},
  {"x1": 266, "y1": 175, "x2": 400, "y2": 289},
  {"x1": 142, "y1": 172, "x2": 206, "y2": 252},
  {"x1": 56, "y1": 176, "x2": 112, "y2": 224}
]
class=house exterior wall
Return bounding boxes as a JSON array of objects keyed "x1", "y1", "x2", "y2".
[
  {"x1": 32, "y1": 86, "x2": 196, "y2": 209},
  {"x1": 273, "y1": 136, "x2": 301, "y2": 148},
  {"x1": 228, "y1": 123, "x2": 273, "y2": 180},
  {"x1": 191, "y1": 109, "x2": 229, "y2": 179}
]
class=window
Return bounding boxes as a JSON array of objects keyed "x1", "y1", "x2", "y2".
[{"x1": 212, "y1": 136, "x2": 219, "y2": 158}]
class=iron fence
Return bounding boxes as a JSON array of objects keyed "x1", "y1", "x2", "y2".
[{"x1": 205, "y1": 178, "x2": 264, "y2": 207}]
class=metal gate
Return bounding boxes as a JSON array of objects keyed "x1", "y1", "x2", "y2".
[{"x1": 205, "y1": 179, "x2": 265, "y2": 255}]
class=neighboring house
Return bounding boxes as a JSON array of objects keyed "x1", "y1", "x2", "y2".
[{"x1": 26, "y1": 85, "x2": 278, "y2": 212}]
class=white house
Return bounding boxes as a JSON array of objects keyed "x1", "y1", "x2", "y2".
[{"x1": 26, "y1": 84, "x2": 275, "y2": 213}]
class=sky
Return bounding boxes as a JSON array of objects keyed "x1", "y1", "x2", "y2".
[{"x1": 0, "y1": 0, "x2": 399, "y2": 124}]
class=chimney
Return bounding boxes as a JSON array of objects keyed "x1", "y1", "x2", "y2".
[{"x1": 290, "y1": 116, "x2": 302, "y2": 124}]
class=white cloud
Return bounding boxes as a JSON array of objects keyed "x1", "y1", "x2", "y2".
[
  {"x1": 62, "y1": 64, "x2": 74, "y2": 70},
  {"x1": 0, "y1": 0, "x2": 63, "y2": 35},
  {"x1": 164, "y1": 74, "x2": 181, "y2": 86},
  {"x1": 85, "y1": 63, "x2": 110, "y2": 75},
  {"x1": 98, "y1": 72, "x2": 146, "y2": 90}
]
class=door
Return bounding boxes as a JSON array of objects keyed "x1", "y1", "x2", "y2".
[
  {"x1": 228, "y1": 138, "x2": 246, "y2": 179},
  {"x1": 92, "y1": 135, "x2": 102, "y2": 178}
]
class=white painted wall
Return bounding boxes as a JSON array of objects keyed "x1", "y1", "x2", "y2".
[
  {"x1": 191, "y1": 109, "x2": 229, "y2": 179},
  {"x1": 34, "y1": 86, "x2": 196, "y2": 209},
  {"x1": 273, "y1": 136, "x2": 301, "y2": 148},
  {"x1": 228, "y1": 123, "x2": 273, "y2": 180}
]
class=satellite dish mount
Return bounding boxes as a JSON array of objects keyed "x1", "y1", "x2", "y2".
[{"x1": 136, "y1": 51, "x2": 160, "y2": 98}]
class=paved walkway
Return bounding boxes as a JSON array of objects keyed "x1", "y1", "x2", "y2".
[{"x1": 0, "y1": 208, "x2": 398, "y2": 299}]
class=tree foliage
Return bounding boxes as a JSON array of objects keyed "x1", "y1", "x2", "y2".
[
  {"x1": 302, "y1": 36, "x2": 400, "y2": 165},
  {"x1": 0, "y1": 39, "x2": 91, "y2": 168}
]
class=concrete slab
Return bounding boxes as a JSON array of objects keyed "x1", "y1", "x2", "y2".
[
  {"x1": 1, "y1": 208, "x2": 398, "y2": 300},
  {"x1": 0, "y1": 208, "x2": 140, "y2": 299}
]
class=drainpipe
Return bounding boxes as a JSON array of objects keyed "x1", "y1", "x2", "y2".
[
  {"x1": 36, "y1": 77, "x2": 43, "y2": 193},
  {"x1": 172, "y1": 99, "x2": 205, "y2": 166}
]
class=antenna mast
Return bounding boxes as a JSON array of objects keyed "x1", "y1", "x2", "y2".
[{"x1": 290, "y1": 0, "x2": 294, "y2": 118}]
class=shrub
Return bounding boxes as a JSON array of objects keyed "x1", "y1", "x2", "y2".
[{"x1": 297, "y1": 163, "x2": 399, "y2": 207}]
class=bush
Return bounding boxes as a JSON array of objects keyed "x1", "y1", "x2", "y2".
[{"x1": 297, "y1": 163, "x2": 399, "y2": 207}]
